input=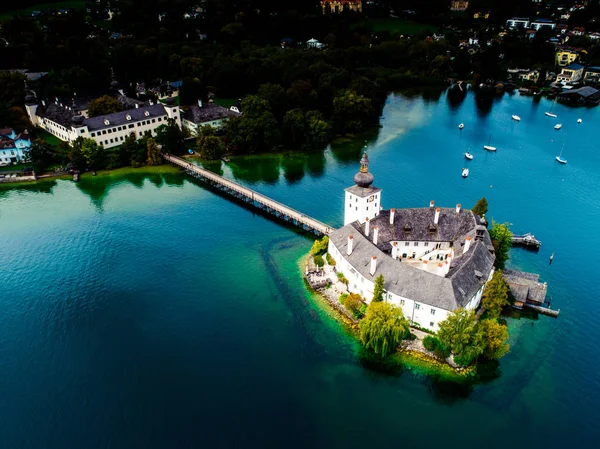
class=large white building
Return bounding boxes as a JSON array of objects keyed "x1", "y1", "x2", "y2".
[
  {"x1": 328, "y1": 153, "x2": 496, "y2": 332},
  {"x1": 25, "y1": 97, "x2": 181, "y2": 150}
]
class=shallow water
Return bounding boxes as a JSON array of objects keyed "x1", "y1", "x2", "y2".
[{"x1": 1, "y1": 90, "x2": 599, "y2": 448}]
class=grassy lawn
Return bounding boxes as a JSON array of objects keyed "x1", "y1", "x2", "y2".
[
  {"x1": 213, "y1": 97, "x2": 237, "y2": 108},
  {"x1": 365, "y1": 18, "x2": 437, "y2": 35},
  {"x1": 0, "y1": 1, "x2": 85, "y2": 21},
  {"x1": 36, "y1": 129, "x2": 63, "y2": 148},
  {"x1": 0, "y1": 163, "x2": 30, "y2": 172}
]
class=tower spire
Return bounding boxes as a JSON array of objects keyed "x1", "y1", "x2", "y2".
[{"x1": 354, "y1": 152, "x2": 374, "y2": 187}]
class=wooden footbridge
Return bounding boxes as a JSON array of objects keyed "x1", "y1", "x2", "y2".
[{"x1": 162, "y1": 154, "x2": 334, "y2": 236}]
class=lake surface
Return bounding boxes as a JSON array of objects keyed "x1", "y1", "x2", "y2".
[{"x1": 1, "y1": 90, "x2": 599, "y2": 448}]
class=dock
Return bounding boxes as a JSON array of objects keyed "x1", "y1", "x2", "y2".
[
  {"x1": 511, "y1": 233, "x2": 541, "y2": 249},
  {"x1": 503, "y1": 269, "x2": 559, "y2": 317},
  {"x1": 162, "y1": 153, "x2": 334, "y2": 236}
]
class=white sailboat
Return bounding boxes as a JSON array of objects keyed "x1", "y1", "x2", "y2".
[
  {"x1": 464, "y1": 152, "x2": 473, "y2": 160},
  {"x1": 512, "y1": 115, "x2": 521, "y2": 121},
  {"x1": 483, "y1": 134, "x2": 496, "y2": 151},
  {"x1": 554, "y1": 123, "x2": 562, "y2": 130},
  {"x1": 462, "y1": 168, "x2": 469, "y2": 177},
  {"x1": 577, "y1": 118, "x2": 582, "y2": 123},
  {"x1": 556, "y1": 142, "x2": 567, "y2": 164},
  {"x1": 545, "y1": 99, "x2": 558, "y2": 118}
]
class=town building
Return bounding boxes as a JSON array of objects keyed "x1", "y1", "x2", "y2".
[
  {"x1": 181, "y1": 100, "x2": 241, "y2": 136},
  {"x1": 327, "y1": 154, "x2": 495, "y2": 332},
  {"x1": 558, "y1": 86, "x2": 600, "y2": 105},
  {"x1": 584, "y1": 66, "x2": 600, "y2": 83},
  {"x1": 556, "y1": 63, "x2": 585, "y2": 83},
  {"x1": 518, "y1": 70, "x2": 540, "y2": 83},
  {"x1": 506, "y1": 17, "x2": 530, "y2": 29},
  {"x1": 450, "y1": 1, "x2": 469, "y2": 12},
  {"x1": 531, "y1": 19, "x2": 556, "y2": 31},
  {"x1": 0, "y1": 127, "x2": 31, "y2": 165},
  {"x1": 320, "y1": 0, "x2": 362, "y2": 14},
  {"x1": 555, "y1": 47, "x2": 582, "y2": 66},
  {"x1": 25, "y1": 97, "x2": 181, "y2": 150}
]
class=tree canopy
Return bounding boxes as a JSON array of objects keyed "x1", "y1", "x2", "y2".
[
  {"x1": 479, "y1": 319, "x2": 510, "y2": 360},
  {"x1": 482, "y1": 270, "x2": 511, "y2": 319},
  {"x1": 359, "y1": 302, "x2": 410, "y2": 357},
  {"x1": 344, "y1": 293, "x2": 364, "y2": 317},
  {"x1": 87, "y1": 95, "x2": 124, "y2": 118},
  {"x1": 489, "y1": 221, "x2": 513, "y2": 269},
  {"x1": 472, "y1": 197, "x2": 488, "y2": 217},
  {"x1": 372, "y1": 274, "x2": 385, "y2": 302},
  {"x1": 437, "y1": 308, "x2": 485, "y2": 366}
]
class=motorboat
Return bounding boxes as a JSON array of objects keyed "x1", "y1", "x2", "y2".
[
  {"x1": 556, "y1": 142, "x2": 567, "y2": 164},
  {"x1": 577, "y1": 118, "x2": 582, "y2": 123},
  {"x1": 464, "y1": 152, "x2": 474, "y2": 160},
  {"x1": 554, "y1": 123, "x2": 562, "y2": 130},
  {"x1": 512, "y1": 115, "x2": 521, "y2": 121},
  {"x1": 458, "y1": 123, "x2": 464, "y2": 130},
  {"x1": 462, "y1": 168, "x2": 469, "y2": 178},
  {"x1": 544, "y1": 112, "x2": 557, "y2": 118}
]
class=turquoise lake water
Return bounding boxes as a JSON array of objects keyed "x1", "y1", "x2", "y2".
[{"x1": 1, "y1": 89, "x2": 599, "y2": 448}]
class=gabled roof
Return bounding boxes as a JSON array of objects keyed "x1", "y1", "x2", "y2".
[
  {"x1": 183, "y1": 103, "x2": 240, "y2": 124},
  {"x1": 565, "y1": 63, "x2": 584, "y2": 70},
  {"x1": 83, "y1": 104, "x2": 169, "y2": 131}
]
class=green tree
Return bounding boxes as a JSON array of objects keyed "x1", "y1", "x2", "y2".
[
  {"x1": 146, "y1": 137, "x2": 162, "y2": 166},
  {"x1": 80, "y1": 138, "x2": 105, "y2": 170},
  {"x1": 359, "y1": 302, "x2": 410, "y2": 357},
  {"x1": 68, "y1": 137, "x2": 87, "y2": 170},
  {"x1": 120, "y1": 133, "x2": 138, "y2": 167},
  {"x1": 479, "y1": 319, "x2": 510, "y2": 360},
  {"x1": 310, "y1": 236, "x2": 329, "y2": 255},
  {"x1": 225, "y1": 96, "x2": 281, "y2": 153},
  {"x1": 372, "y1": 274, "x2": 385, "y2": 302},
  {"x1": 482, "y1": 270, "x2": 511, "y2": 319},
  {"x1": 257, "y1": 83, "x2": 286, "y2": 120},
  {"x1": 155, "y1": 118, "x2": 188, "y2": 155},
  {"x1": 26, "y1": 140, "x2": 56, "y2": 173},
  {"x1": 489, "y1": 221, "x2": 513, "y2": 269},
  {"x1": 283, "y1": 109, "x2": 332, "y2": 151},
  {"x1": 437, "y1": 308, "x2": 485, "y2": 366},
  {"x1": 87, "y1": 95, "x2": 123, "y2": 118},
  {"x1": 195, "y1": 126, "x2": 224, "y2": 160},
  {"x1": 344, "y1": 293, "x2": 364, "y2": 317},
  {"x1": 332, "y1": 90, "x2": 375, "y2": 134},
  {"x1": 472, "y1": 197, "x2": 488, "y2": 217}
]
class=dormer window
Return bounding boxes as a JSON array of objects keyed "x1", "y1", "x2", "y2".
[
  {"x1": 126, "y1": 114, "x2": 132, "y2": 120},
  {"x1": 104, "y1": 119, "x2": 110, "y2": 125},
  {"x1": 144, "y1": 110, "x2": 150, "y2": 117}
]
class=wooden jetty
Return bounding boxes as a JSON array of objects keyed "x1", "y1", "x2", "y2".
[
  {"x1": 162, "y1": 153, "x2": 334, "y2": 236},
  {"x1": 511, "y1": 233, "x2": 541, "y2": 249}
]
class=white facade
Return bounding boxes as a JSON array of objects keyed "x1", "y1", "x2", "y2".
[
  {"x1": 531, "y1": 21, "x2": 556, "y2": 31},
  {"x1": 182, "y1": 117, "x2": 226, "y2": 137},
  {"x1": 0, "y1": 147, "x2": 28, "y2": 165},
  {"x1": 506, "y1": 18, "x2": 530, "y2": 29},
  {"x1": 344, "y1": 188, "x2": 381, "y2": 225}
]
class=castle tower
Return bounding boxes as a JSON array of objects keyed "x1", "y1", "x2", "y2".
[{"x1": 344, "y1": 152, "x2": 382, "y2": 225}]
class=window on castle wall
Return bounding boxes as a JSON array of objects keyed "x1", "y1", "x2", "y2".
[
  {"x1": 430, "y1": 322, "x2": 434, "y2": 327},
  {"x1": 431, "y1": 309, "x2": 435, "y2": 315},
  {"x1": 400, "y1": 299, "x2": 405, "y2": 305},
  {"x1": 414, "y1": 242, "x2": 419, "y2": 246},
  {"x1": 355, "y1": 207, "x2": 357, "y2": 211},
  {"x1": 415, "y1": 304, "x2": 420, "y2": 310},
  {"x1": 405, "y1": 242, "x2": 409, "y2": 246}
]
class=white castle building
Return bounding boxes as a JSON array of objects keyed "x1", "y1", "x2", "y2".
[
  {"x1": 24, "y1": 96, "x2": 181, "y2": 150},
  {"x1": 327, "y1": 153, "x2": 496, "y2": 332}
]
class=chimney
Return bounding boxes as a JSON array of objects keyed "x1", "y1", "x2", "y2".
[
  {"x1": 365, "y1": 218, "x2": 370, "y2": 237},
  {"x1": 373, "y1": 226, "x2": 379, "y2": 245},
  {"x1": 456, "y1": 203, "x2": 461, "y2": 215},
  {"x1": 390, "y1": 208, "x2": 395, "y2": 225},
  {"x1": 392, "y1": 241, "x2": 398, "y2": 259},
  {"x1": 370, "y1": 256, "x2": 377, "y2": 276},
  {"x1": 135, "y1": 104, "x2": 139, "y2": 109},
  {"x1": 198, "y1": 99, "x2": 203, "y2": 108},
  {"x1": 149, "y1": 100, "x2": 154, "y2": 105},
  {"x1": 464, "y1": 236, "x2": 472, "y2": 253},
  {"x1": 434, "y1": 208, "x2": 441, "y2": 225},
  {"x1": 347, "y1": 235, "x2": 354, "y2": 256},
  {"x1": 430, "y1": 200, "x2": 435, "y2": 209}
]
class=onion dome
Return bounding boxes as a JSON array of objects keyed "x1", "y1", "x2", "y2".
[{"x1": 353, "y1": 152, "x2": 374, "y2": 187}]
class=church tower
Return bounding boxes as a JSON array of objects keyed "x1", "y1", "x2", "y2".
[{"x1": 344, "y1": 152, "x2": 382, "y2": 225}]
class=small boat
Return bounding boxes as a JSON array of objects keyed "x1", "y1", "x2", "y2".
[
  {"x1": 462, "y1": 168, "x2": 469, "y2": 178},
  {"x1": 512, "y1": 115, "x2": 521, "y2": 121},
  {"x1": 464, "y1": 152, "x2": 473, "y2": 160},
  {"x1": 458, "y1": 123, "x2": 464, "y2": 130},
  {"x1": 554, "y1": 124, "x2": 562, "y2": 130},
  {"x1": 187, "y1": 149, "x2": 194, "y2": 154},
  {"x1": 556, "y1": 142, "x2": 567, "y2": 164},
  {"x1": 483, "y1": 134, "x2": 496, "y2": 151},
  {"x1": 577, "y1": 118, "x2": 582, "y2": 123},
  {"x1": 544, "y1": 112, "x2": 557, "y2": 118}
]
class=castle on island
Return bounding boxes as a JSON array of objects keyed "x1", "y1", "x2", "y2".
[{"x1": 327, "y1": 153, "x2": 496, "y2": 332}]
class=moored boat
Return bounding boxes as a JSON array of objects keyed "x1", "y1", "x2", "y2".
[
  {"x1": 512, "y1": 115, "x2": 521, "y2": 121},
  {"x1": 464, "y1": 152, "x2": 473, "y2": 160},
  {"x1": 458, "y1": 123, "x2": 464, "y2": 130},
  {"x1": 577, "y1": 118, "x2": 582, "y2": 123},
  {"x1": 554, "y1": 123, "x2": 562, "y2": 130},
  {"x1": 483, "y1": 134, "x2": 496, "y2": 151},
  {"x1": 462, "y1": 168, "x2": 469, "y2": 177}
]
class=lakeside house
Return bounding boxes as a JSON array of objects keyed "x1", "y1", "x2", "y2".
[
  {"x1": 584, "y1": 67, "x2": 600, "y2": 83},
  {"x1": 557, "y1": 86, "x2": 600, "y2": 105},
  {"x1": 0, "y1": 127, "x2": 31, "y2": 165},
  {"x1": 506, "y1": 18, "x2": 530, "y2": 29},
  {"x1": 25, "y1": 97, "x2": 181, "y2": 150},
  {"x1": 555, "y1": 47, "x2": 584, "y2": 67},
  {"x1": 327, "y1": 154, "x2": 495, "y2": 332},
  {"x1": 556, "y1": 64, "x2": 585, "y2": 84},
  {"x1": 450, "y1": 1, "x2": 469, "y2": 12},
  {"x1": 181, "y1": 100, "x2": 241, "y2": 136},
  {"x1": 531, "y1": 19, "x2": 556, "y2": 31}
]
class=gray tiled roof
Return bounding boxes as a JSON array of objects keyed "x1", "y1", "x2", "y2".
[
  {"x1": 330, "y1": 222, "x2": 495, "y2": 310},
  {"x1": 183, "y1": 103, "x2": 240, "y2": 124},
  {"x1": 360, "y1": 207, "x2": 478, "y2": 252},
  {"x1": 83, "y1": 104, "x2": 169, "y2": 131},
  {"x1": 502, "y1": 269, "x2": 547, "y2": 304},
  {"x1": 37, "y1": 103, "x2": 78, "y2": 127}
]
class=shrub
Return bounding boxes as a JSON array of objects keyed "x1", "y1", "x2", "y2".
[
  {"x1": 423, "y1": 335, "x2": 437, "y2": 351},
  {"x1": 359, "y1": 303, "x2": 367, "y2": 316},
  {"x1": 339, "y1": 293, "x2": 348, "y2": 305},
  {"x1": 326, "y1": 252, "x2": 336, "y2": 266},
  {"x1": 336, "y1": 272, "x2": 348, "y2": 285},
  {"x1": 310, "y1": 236, "x2": 329, "y2": 256},
  {"x1": 313, "y1": 255, "x2": 324, "y2": 267},
  {"x1": 344, "y1": 293, "x2": 363, "y2": 316}
]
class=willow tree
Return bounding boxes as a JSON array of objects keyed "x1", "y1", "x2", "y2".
[
  {"x1": 359, "y1": 302, "x2": 409, "y2": 357},
  {"x1": 472, "y1": 197, "x2": 488, "y2": 217},
  {"x1": 437, "y1": 308, "x2": 485, "y2": 366}
]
